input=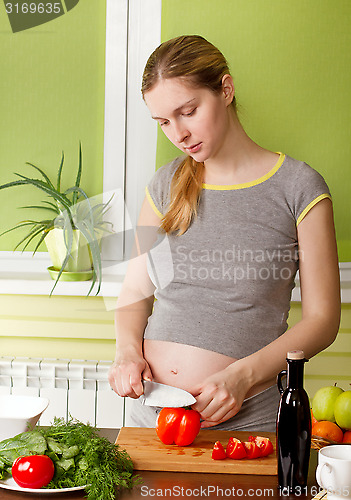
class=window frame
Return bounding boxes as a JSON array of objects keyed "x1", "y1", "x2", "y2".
[
  {"x1": 102, "y1": 0, "x2": 160, "y2": 263},
  {"x1": 0, "y1": 0, "x2": 161, "y2": 295}
]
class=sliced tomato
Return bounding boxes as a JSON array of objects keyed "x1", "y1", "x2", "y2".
[
  {"x1": 249, "y1": 435, "x2": 274, "y2": 457},
  {"x1": 211, "y1": 441, "x2": 227, "y2": 460},
  {"x1": 242, "y1": 440, "x2": 261, "y2": 459},
  {"x1": 226, "y1": 437, "x2": 247, "y2": 459}
]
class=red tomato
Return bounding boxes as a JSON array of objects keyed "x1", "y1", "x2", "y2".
[
  {"x1": 242, "y1": 441, "x2": 261, "y2": 459},
  {"x1": 12, "y1": 455, "x2": 55, "y2": 489},
  {"x1": 249, "y1": 435, "x2": 274, "y2": 457},
  {"x1": 211, "y1": 441, "x2": 227, "y2": 460},
  {"x1": 156, "y1": 407, "x2": 201, "y2": 446},
  {"x1": 226, "y1": 437, "x2": 247, "y2": 459}
]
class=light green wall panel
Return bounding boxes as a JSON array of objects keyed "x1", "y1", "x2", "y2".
[
  {"x1": 323, "y1": 333, "x2": 351, "y2": 354},
  {"x1": 338, "y1": 304, "x2": 351, "y2": 332},
  {"x1": 159, "y1": 0, "x2": 351, "y2": 261},
  {"x1": 0, "y1": 0, "x2": 106, "y2": 251},
  {"x1": 0, "y1": 337, "x2": 115, "y2": 362},
  {"x1": 288, "y1": 302, "x2": 351, "y2": 399},
  {"x1": 0, "y1": 295, "x2": 116, "y2": 361}
]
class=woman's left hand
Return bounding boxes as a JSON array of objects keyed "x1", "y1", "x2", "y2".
[{"x1": 191, "y1": 362, "x2": 251, "y2": 428}]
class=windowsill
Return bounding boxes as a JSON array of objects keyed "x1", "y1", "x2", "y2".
[
  {"x1": 1, "y1": 252, "x2": 351, "y2": 302},
  {"x1": 0, "y1": 251, "x2": 127, "y2": 297}
]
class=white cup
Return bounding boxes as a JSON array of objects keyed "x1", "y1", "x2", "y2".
[{"x1": 316, "y1": 445, "x2": 351, "y2": 500}]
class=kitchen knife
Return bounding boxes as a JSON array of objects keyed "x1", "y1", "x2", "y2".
[{"x1": 139, "y1": 381, "x2": 196, "y2": 407}]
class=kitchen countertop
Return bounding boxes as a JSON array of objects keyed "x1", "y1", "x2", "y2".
[{"x1": 0, "y1": 430, "x2": 321, "y2": 500}]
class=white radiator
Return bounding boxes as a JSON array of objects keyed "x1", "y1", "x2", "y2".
[{"x1": 0, "y1": 357, "x2": 127, "y2": 428}]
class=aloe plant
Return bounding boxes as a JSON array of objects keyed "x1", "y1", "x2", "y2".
[{"x1": 0, "y1": 143, "x2": 113, "y2": 295}]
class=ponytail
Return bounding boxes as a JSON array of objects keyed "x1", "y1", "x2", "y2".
[{"x1": 160, "y1": 157, "x2": 204, "y2": 235}]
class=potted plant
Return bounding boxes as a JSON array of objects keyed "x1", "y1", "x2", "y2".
[{"x1": 0, "y1": 143, "x2": 113, "y2": 295}]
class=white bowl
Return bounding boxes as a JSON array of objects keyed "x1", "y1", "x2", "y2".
[{"x1": 0, "y1": 395, "x2": 50, "y2": 442}]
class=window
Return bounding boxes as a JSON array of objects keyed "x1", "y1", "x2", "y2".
[{"x1": 0, "y1": 0, "x2": 161, "y2": 296}]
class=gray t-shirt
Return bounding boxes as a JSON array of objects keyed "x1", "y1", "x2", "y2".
[{"x1": 143, "y1": 153, "x2": 331, "y2": 359}]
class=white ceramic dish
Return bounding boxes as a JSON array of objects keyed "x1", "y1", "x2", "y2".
[
  {"x1": 0, "y1": 395, "x2": 50, "y2": 441},
  {"x1": 0, "y1": 477, "x2": 86, "y2": 494}
]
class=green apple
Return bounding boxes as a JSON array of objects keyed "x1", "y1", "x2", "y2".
[
  {"x1": 312, "y1": 385, "x2": 344, "y2": 422},
  {"x1": 334, "y1": 391, "x2": 351, "y2": 430}
]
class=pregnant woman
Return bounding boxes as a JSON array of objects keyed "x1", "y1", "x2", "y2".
[{"x1": 108, "y1": 35, "x2": 340, "y2": 431}]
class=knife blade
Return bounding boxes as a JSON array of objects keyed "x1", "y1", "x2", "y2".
[{"x1": 139, "y1": 381, "x2": 196, "y2": 407}]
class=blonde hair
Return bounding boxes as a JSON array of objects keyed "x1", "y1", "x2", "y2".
[{"x1": 142, "y1": 35, "x2": 236, "y2": 235}]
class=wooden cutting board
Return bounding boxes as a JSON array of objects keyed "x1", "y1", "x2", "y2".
[{"x1": 116, "y1": 427, "x2": 277, "y2": 475}]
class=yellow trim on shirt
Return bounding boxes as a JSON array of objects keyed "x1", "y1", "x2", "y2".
[
  {"x1": 202, "y1": 152, "x2": 285, "y2": 191},
  {"x1": 296, "y1": 193, "x2": 332, "y2": 227},
  {"x1": 145, "y1": 186, "x2": 163, "y2": 219}
]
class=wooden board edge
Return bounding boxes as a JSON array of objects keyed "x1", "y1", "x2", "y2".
[{"x1": 131, "y1": 461, "x2": 277, "y2": 475}]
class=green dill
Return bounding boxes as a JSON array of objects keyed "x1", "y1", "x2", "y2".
[{"x1": 0, "y1": 418, "x2": 140, "y2": 499}]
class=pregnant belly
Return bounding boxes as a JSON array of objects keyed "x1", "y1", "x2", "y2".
[
  {"x1": 143, "y1": 339, "x2": 275, "y2": 398},
  {"x1": 143, "y1": 339, "x2": 237, "y2": 393}
]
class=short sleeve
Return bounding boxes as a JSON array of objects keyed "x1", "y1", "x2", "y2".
[
  {"x1": 291, "y1": 162, "x2": 332, "y2": 226},
  {"x1": 145, "y1": 157, "x2": 183, "y2": 219}
]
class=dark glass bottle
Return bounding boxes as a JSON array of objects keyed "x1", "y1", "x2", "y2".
[{"x1": 276, "y1": 350, "x2": 312, "y2": 494}]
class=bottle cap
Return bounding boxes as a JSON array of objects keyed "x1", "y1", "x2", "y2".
[{"x1": 287, "y1": 350, "x2": 305, "y2": 360}]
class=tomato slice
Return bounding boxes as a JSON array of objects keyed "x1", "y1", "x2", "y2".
[
  {"x1": 12, "y1": 455, "x2": 55, "y2": 489},
  {"x1": 249, "y1": 435, "x2": 274, "y2": 457},
  {"x1": 226, "y1": 437, "x2": 247, "y2": 459},
  {"x1": 242, "y1": 441, "x2": 261, "y2": 459},
  {"x1": 256, "y1": 436, "x2": 274, "y2": 457},
  {"x1": 211, "y1": 441, "x2": 227, "y2": 460}
]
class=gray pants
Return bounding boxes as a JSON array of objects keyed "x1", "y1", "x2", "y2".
[{"x1": 128, "y1": 384, "x2": 280, "y2": 432}]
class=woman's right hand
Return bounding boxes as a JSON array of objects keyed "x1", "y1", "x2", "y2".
[{"x1": 108, "y1": 345, "x2": 153, "y2": 398}]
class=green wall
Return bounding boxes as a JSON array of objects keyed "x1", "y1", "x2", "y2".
[
  {"x1": 158, "y1": 0, "x2": 351, "y2": 261},
  {"x1": 0, "y1": 2, "x2": 349, "y2": 401},
  {"x1": 0, "y1": 0, "x2": 106, "y2": 251}
]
